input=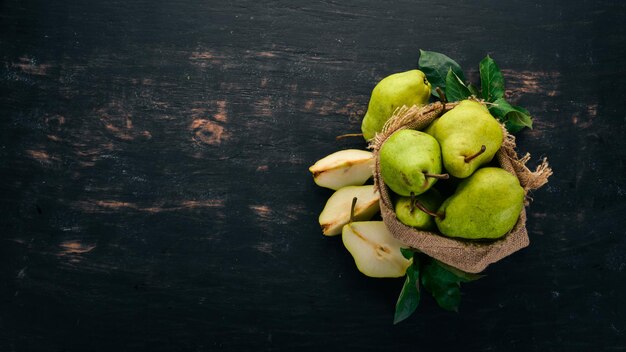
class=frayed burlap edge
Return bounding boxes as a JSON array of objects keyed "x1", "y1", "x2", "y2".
[{"x1": 369, "y1": 101, "x2": 552, "y2": 273}]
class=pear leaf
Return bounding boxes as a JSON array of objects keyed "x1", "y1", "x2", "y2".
[
  {"x1": 394, "y1": 259, "x2": 420, "y2": 324},
  {"x1": 467, "y1": 83, "x2": 480, "y2": 97},
  {"x1": 420, "y1": 259, "x2": 463, "y2": 312},
  {"x1": 512, "y1": 105, "x2": 531, "y2": 115},
  {"x1": 479, "y1": 55, "x2": 505, "y2": 102},
  {"x1": 445, "y1": 68, "x2": 472, "y2": 102},
  {"x1": 490, "y1": 97, "x2": 533, "y2": 133},
  {"x1": 434, "y1": 260, "x2": 485, "y2": 283},
  {"x1": 418, "y1": 50, "x2": 466, "y2": 98},
  {"x1": 489, "y1": 97, "x2": 515, "y2": 122},
  {"x1": 509, "y1": 105, "x2": 533, "y2": 131},
  {"x1": 400, "y1": 247, "x2": 414, "y2": 260},
  {"x1": 505, "y1": 111, "x2": 533, "y2": 133}
]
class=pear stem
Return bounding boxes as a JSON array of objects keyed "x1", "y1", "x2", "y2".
[
  {"x1": 349, "y1": 197, "x2": 358, "y2": 223},
  {"x1": 409, "y1": 192, "x2": 416, "y2": 214},
  {"x1": 336, "y1": 133, "x2": 363, "y2": 140},
  {"x1": 436, "y1": 87, "x2": 447, "y2": 104},
  {"x1": 423, "y1": 172, "x2": 449, "y2": 180},
  {"x1": 413, "y1": 200, "x2": 435, "y2": 217},
  {"x1": 414, "y1": 201, "x2": 445, "y2": 220},
  {"x1": 464, "y1": 145, "x2": 486, "y2": 163}
]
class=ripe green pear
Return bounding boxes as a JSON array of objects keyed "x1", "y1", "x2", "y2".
[
  {"x1": 435, "y1": 167, "x2": 524, "y2": 240},
  {"x1": 309, "y1": 149, "x2": 374, "y2": 190},
  {"x1": 426, "y1": 100, "x2": 503, "y2": 178},
  {"x1": 342, "y1": 221, "x2": 412, "y2": 278},
  {"x1": 361, "y1": 70, "x2": 431, "y2": 141},
  {"x1": 394, "y1": 189, "x2": 444, "y2": 231},
  {"x1": 379, "y1": 130, "x2": 447, "y2": 197}
]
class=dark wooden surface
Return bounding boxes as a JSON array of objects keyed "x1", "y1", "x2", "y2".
[{"x1": 1, "y1": 0, "x2": 626, "y2": 351}]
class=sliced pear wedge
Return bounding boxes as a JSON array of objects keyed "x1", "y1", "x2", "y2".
[
  {"x1": 342, "y1": 221, "x2": 412, "y2": 278},
  {"x1": 319, "y1": 185, "x2": 380, "y2": 236},
  {"x1": 309, "y1": 149, "x2": 374, "y2": 190}
]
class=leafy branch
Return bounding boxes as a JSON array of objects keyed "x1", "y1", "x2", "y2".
[
  {"x1": 394, "y1": 250, "x2": 483, "y2": 324},
  {"x1": 418, "y1": 50, "x2": 534, "y2": 133}
]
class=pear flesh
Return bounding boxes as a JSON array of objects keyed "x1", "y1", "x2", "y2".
[
  {"x1": 394, "y1": 189, "x2": 444, "y2": 231},
  {"x1": 361, "y1": 70, "x2": 431, "y2": 141},
  {"x1": 319, "y1": 185, "x2": 380, "y2": 236},
  {"x1": 379, "y1": 130, "x2": 444, "y2": 197},
  {"x1": 309, "y1": 149, "x2": 374, "y2": 190},
  {"x1": 436, "y1": 167, "x2": 524, "y2": 240},
  {"x1": 342, "y1": 221, "x2": 412, "y2": 278},
  {"x1": 427, "y1": 100, "x2": 503, "y2": 179}
]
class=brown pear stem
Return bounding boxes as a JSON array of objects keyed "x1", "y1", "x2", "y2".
[
  {"x1": 464, "y1": 145, "x2": 486, "y2": 163},
  {"x1": 423, "y1": 172, "x2": 449, "y2": 180},
  {"x1": 409, "y1": 192, "x2": 416, "y2": 214},
  {"x1": 436, "y1": 87, "x2": 447, "y2": 104},
  {"x1": 349, "y1": 197, "x2": 357, "y2": 223},
  {"x1": 415, "y1": 200, "x2": 439, "y2": 218},
  {"x1": 336, "y1": 133, "x2": 363, "y2": 140}
]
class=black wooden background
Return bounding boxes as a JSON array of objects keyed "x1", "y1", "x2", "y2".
[{"x1": 1, "y1": 0, "x2": 625, "y2": 351}]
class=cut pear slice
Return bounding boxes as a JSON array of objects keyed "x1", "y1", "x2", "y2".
[
  {"x1": 309, "y1": 149, "x2": 374, "y2": 190},
  {"x1": 319, "y1": 185, "x2": 380, "y2": 236},
  {"x1": 342, "y1": 221, "x2": 412, "y2": 278}
]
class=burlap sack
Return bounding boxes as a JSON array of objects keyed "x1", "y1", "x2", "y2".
[{"x1": 370, "y1": 101, "x2": 552, "y2": 273}]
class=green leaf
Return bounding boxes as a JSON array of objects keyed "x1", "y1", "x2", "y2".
[
  {"x1": 434, "y1": 260, "x2": 485, "y2": 283},
  {"x1": 489, "y1": 97, "x2": 533, "y2": 133},
  {"x1": 505, "y1": 113, "x2": 533, "y2": 133},
  {"x1": 507, "y1": 105, "x2": 533, "y2": 133},
  {"x1": 400, "y1": 248, "x2": 414, "y2": 260},
  {"x1": 437, "y1": 286, "x2": 461, "y2": 312},
  {"x1": 394, "y1": 261, "x2": 420, "y2": 324},
  {"x1": 479, "y1": 55, "x2": 505, "y2": 102},
  {"x1": 420, "y1": 259, "x2": 462, "y2": 312},
  {"x1": 489, "y1": 97, "x2": 514, "y2": 122},
  {"x1": 513, "y1": 105, "x2": 531, "y2": 115},
  {"x1": 467, "y1": 83, "x2": 480, "y2": 97},
  {"x1": 418, "y1": 49, "x2": 466, "y2": 98},
  {"x1": 445, "y1": 68, "x2": 472, "y2": 102}
]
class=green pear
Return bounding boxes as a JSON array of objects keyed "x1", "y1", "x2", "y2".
[
  {"x1": 394, "y1": 189, "x2": 444, "y2": 230},
  {"x1": 379, "y1": 129, "x2": 448, "y2": 197},
  {"x1": 319, "y1": 185, "x2": 380, "y2": 236},
  {"x1": 426, "y1": 100, "x2": 503, "y2": 178},
  {"x1": 342, "y1": 221, "x2": 412, "y2": 278},
  {"x1": 435, "y1": 167, "x2": 524, "y2": 240},
  {"x1": 309, "y1": 149, "x2": 374, "y2": 190},
  {"x1": 361, "y1": 70, "x2": 431, "y2": 140}
]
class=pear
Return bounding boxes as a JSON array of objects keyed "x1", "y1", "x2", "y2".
[
  {"x1": 394, "y1": 189, "x2": 444, "y2": 230},
  {"x1": 426, "y1": 100, "x2": 503, "y2": 178},
  {"x1": 309, "y1": 149, "x2": 374, "y2": 190},
  {"x1": 435, "y1": 167, "x2": 524, "y2": 240},
  {"x1": 319, "y1": 185, "x2": 380, "y2": 236},
  {"x1": 342, "y1": 221, "x2": 412, "y2": 278},
  {"x1": 361, "y1": 70, "x2": 432, "y2": 140},
  {"x1": 379, "y1": 129, "x2": 448, "y2": 197}
]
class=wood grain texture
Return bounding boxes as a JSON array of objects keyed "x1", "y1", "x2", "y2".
[{"x1": 1, "y1": 0, "x2": 625, "y2": 351}]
